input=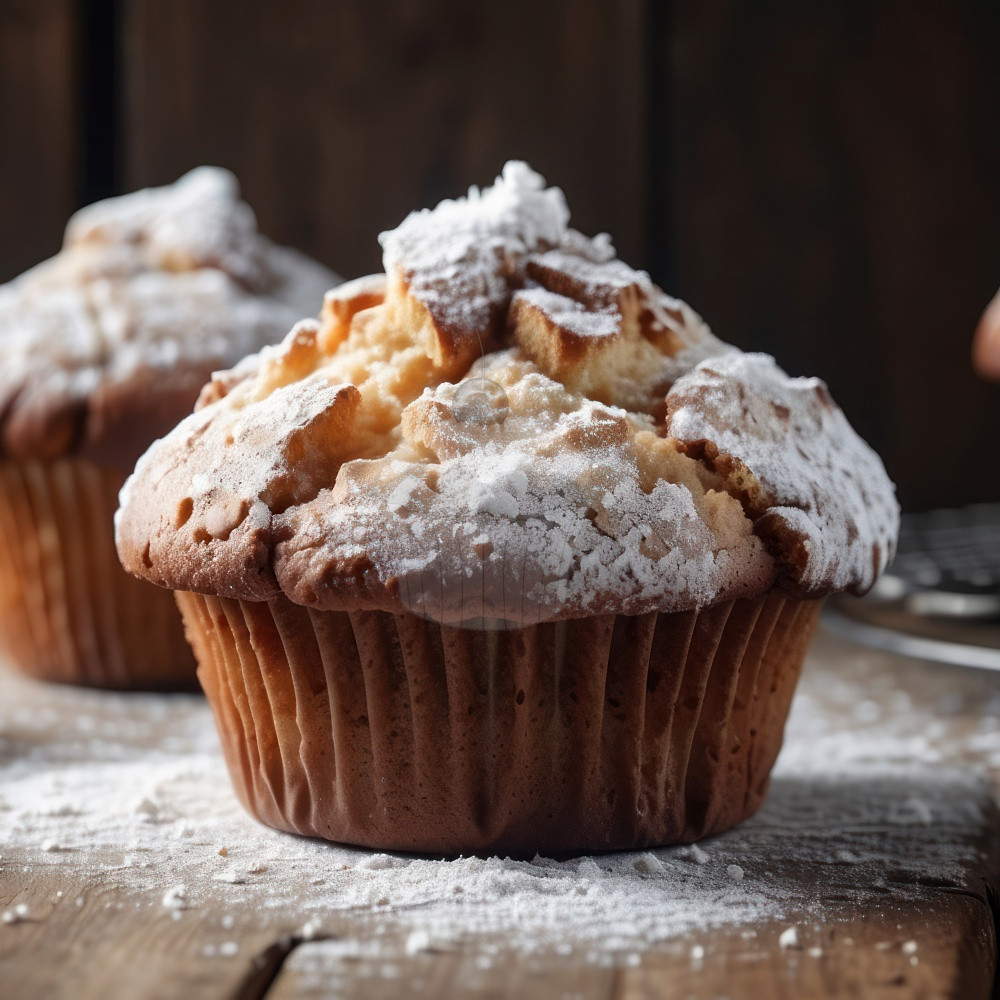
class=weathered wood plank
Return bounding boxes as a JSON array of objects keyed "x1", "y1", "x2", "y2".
[
  {"x1": 0, "y1": 0, "x2": 78, "y2": 283},
  {"x1": 271, "y1": 893, "x2": 994, "y2": 1000},
  {"x1": 619, "y1": 897, "x2": 994, "y2": 1000},
  {"x1": 121, "y1": 0, "x2": 647, "y2": 279},
  {"x1": 269, "y1": 942, "x2": 621, "y2": 1000},
  {"x1": 1, "y1": 630, "x2": 998, "y2": 999},
  {"x1": 667, "y1": 1, "x2": 1000, "y2": 511},
  {"x1": 0, "y1": 868, "x2": 288, "y2": 1000}
]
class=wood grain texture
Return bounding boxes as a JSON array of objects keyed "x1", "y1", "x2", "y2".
[
  {"x1": 0, "y1": 868, "x2": 291, "y2": 1000},
  {"x1": 618, "y1": 898, "x2": 995, "y2": 1000},
  {"x1": 121, "y1": 0, "x2": 646, "y2": 280},
  {"x1": 667, "y1": 1, "x2": 1000, "y2": 512},
  {"x1": 271, "y1": 894, "x2": 995, "y2": 1000},
  {"x1": 0, "y1": 0, "x2": 77, "y2": 283},
  {"x1": 270, "y1": 944, "x2": 622, "y2": 999},
  {"x1": 1, "y1": 630, "x2": 999, "y2": 998}
]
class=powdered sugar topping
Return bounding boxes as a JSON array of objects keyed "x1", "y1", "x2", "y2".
[
  {"x1": 276, "y1": 353, "x2": 774, "y2": 623},
  {"x1": 379, "y1": 161, "x2": 609, "y2": 348},
  {"x1": 117, "y1": 161, "x2": 898, "y2": 618}
]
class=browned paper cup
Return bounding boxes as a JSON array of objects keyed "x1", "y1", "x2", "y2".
[
  {"x1": 0, "y1": 460, "x2": 197, "y2": 689},
  {"x1": 178, "y1": 589, "x2": 820, "y2": 855}
]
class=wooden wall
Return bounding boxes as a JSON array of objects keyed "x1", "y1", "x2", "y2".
[
  {"x1": 123, "y1": 0, "x2": 646, "y2": 278},
  {"x1": 2, "y1": 0, "x2": 999, "y2": 511},
  {"x1": 0, "y1": 0, "x2": 78, "y2": 284},
  {"x1": 668, "y1": 2, "x2": 1000, "y2": 512}
]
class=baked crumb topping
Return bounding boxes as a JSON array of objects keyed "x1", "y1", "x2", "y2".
[{"x1": 117, "y1": 163, "x2": 898, "y2": 623}]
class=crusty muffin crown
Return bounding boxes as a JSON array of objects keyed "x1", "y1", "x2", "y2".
[
  {"x1": 0, "y1": 168, "x2": 336, "y2": 469},
  {"x1": 116, "y1": 162, "x2": 898, "y2": 625}
]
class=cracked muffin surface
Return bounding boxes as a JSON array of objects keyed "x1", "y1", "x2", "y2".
[{"x1": 116, "y1": 162, "x2": 898, "y2": 626}]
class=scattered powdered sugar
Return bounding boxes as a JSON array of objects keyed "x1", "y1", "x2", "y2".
[
  {"x1": 633, "y1": 853, "x2": 666, "y2": 876},
  {"x1": 514, "y1": 286, "x2": 621, "y2": 340},
  {"x1": 2, "y1": 904, "x2": 30, "y2": 925},
  {"x1": 162, "y1": 885, "x2": 189, "y2": 910},
  {"x1": 404, "y1": 928, "x2": 433, "y2": 955},
  {"x1": 0, "y1": 630, "x2": 995, "y2": 968},
  {"x1": 684, "y1": 844, "x2": 711, "y2": 865},
  {"x1": 779, "y1": 926, "x2": 801, "y2": 950}
]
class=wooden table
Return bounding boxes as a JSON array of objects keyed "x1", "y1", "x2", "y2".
[{"x1": 1, "y1": 622, "x2": 999, "y2": 999}]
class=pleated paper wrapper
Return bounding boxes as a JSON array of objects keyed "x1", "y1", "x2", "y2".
[
  {"x1": 178, "y1": 589, "x2": 821, "y2": 855},
  {"x1": 0, "y1": 460, "x2": 197, "y2": 689}
]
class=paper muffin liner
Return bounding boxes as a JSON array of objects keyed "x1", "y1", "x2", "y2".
[
  {"x1": 0, "y1": 460, "x2": 197, "y2": 689},
  {"x1": 177, "y1": 588, "x2": 821, "y2": 855}
]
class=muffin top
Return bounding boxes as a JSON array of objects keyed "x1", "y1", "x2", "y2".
[
  {"x1": 116, "y1": 162, "x2": 898, "y2": 626},
  {"x1": 0, "y1": 168, "x2": 337, "y2": 469}
]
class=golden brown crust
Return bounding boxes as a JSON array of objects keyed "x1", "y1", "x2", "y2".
[{"x1": 117, "y1": 163, "x2": 898, "y2": 622}]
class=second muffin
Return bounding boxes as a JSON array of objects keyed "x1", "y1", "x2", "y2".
[{"x1": 0, "y1": 168, "x2": 337, "y2": 688}]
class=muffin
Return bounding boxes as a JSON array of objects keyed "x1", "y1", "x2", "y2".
[
  {"x1": 116, "y1": 163, "x2": 898, "y2": 853},
  {"x1": 0, "y1": 168, "x2": 337, "y2": 689}
]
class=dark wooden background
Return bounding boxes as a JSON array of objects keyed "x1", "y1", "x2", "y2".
[{"x1": 2, "y1": 0, "x2": 999, "y2": 511}]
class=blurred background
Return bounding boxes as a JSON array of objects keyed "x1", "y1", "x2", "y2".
[{"x1": 2, "y1": 0, "x2": 999, "y2": 512}]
